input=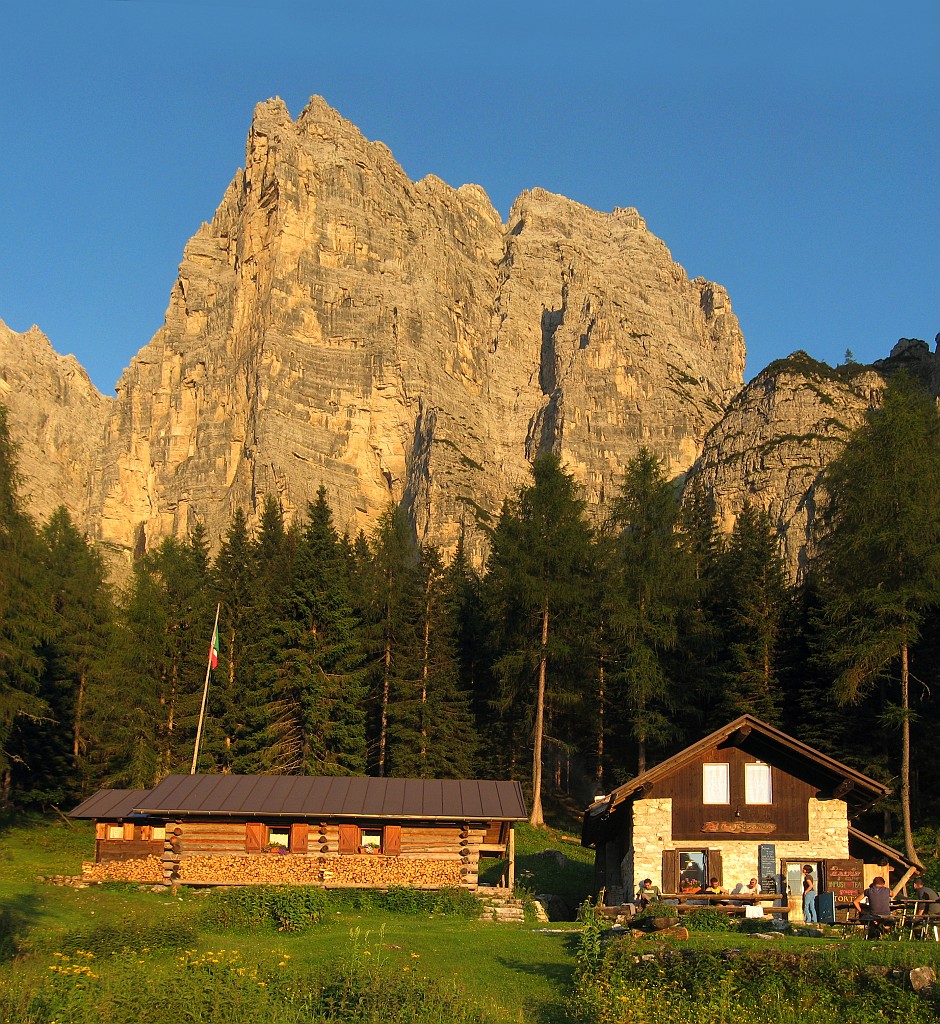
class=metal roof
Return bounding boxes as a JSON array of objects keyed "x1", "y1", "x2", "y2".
[
  {"x1": 73, "y1": 775, "x2": 527, "y2": 822},
  {"x1": 69, "y1": 788, "x2": 153, "y2": 820}
]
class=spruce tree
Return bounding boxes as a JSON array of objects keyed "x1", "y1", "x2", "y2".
[
  {"x1": 209, "y1": 507, "x2": 253, "y2": 771},
  {"x1": 364, "y1": 505, "x2": 423, "y2": 777},
  {"x1": 11, "y1": 508, "x2": 115, "y2": 802},
  {"x1": 388, "y1": 545, "x2": 477, "y2": 778},
  {"x1": 711, "y1": 501, "x2": 791, "y2": 726},
  {"x1": 91, "y1": 530, "x2": 215, "y2": 785},
  {"x1": 235, "y1": 495, "x2": 295, "y2": 774},
  {"x1": 601, "y1": 449, "x2": 692, "y2": 774},
  {"x1": 814, "y1": 373, "x2": 940, "y2": 866},
  {"x1": 0, "y1": 406, "x2": 48, "y2": 804},
  {"x1": 265, "y1": 487, "x2": 367, "y2": 775}
]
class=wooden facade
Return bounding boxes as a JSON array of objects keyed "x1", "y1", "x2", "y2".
[
  {"x1": 71, "y1": 775, "x2": 526, "y2": 891},
  {"x1": 652, "y1": 745, "x2": 814, "y2": 842}
]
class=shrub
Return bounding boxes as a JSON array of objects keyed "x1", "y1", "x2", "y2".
[
  {"x1": 203, "y1": 885, "x2": 328, "y2": 932},
  {"x1": 680, "y1": 907, "x2": 736, "y2": 932},
  {"x1": 325, "y1": 885, "x2": 481, "y2": 918}
]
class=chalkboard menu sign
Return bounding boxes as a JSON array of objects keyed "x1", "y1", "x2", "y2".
[
  {"x1": 758, "y1": 843, "x2": 777, "y2": 894},
  {"x1": 825, "y1": 858, "x2": 864, "y2": 905}
]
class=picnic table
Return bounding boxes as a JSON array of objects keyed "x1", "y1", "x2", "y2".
[
  {"x1": 658, "y1": 893, "x2": 789, "y2": 917},
  {"x1": 890, "y1": 899, "x2": 940, "y2": 941}
]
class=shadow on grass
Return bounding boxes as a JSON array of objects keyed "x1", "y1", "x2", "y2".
[
  {"x1": 0, "y1": 891, "x2": 43, "y2": 962},
  {"x1": 494, "y1": 940, "x2": 577, "y2": 1024}
]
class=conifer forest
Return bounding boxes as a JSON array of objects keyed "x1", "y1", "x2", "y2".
[{"x1": 3, "y1": 373, "x2": 940, "y2": 857}]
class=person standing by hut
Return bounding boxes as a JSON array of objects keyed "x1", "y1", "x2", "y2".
[{"x1": 802, "y1": 864, "x2": 818, "y2": 923}]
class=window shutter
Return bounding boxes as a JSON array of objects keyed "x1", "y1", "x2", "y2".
[
  {"x1": 245, "y1": 822, "x2": 266, "y2": 853},
  {"x1": 123, "y1": 821, "x2": 135, "y2": 840},
  {"x1": 96, "y1": 822, "x2": 107, "y2": 840},
  {"x1": 709, "y1": 849, "x2": 724, "y2": 886},
  {"x1": 290, "y1": 822, "x2": 309, "y2": 854},
  {"x1": 338, "y1": 824, "x2": 360, "y2": 854},
  {"x1": 383, "y1": 825, "x2": 402, "y2": 856},
  {"x1": 662, "y1": 849, "x2": 679, "y2": 893}
]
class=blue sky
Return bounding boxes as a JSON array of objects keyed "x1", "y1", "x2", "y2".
[{"x1": 1, "y1": 1, "x2": 937, "y2": 394}]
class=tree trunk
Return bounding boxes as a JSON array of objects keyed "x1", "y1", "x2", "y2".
[
  {"x1": 73, "y1": 667, "x2": 86, "y2": 760},
  {"x1": 379, "y1": 634, "x2": 391, "y2": 778},
  {"x1": 421, "y1": 579, "x2": 431, "y2": 767},
  {"x1": 529, "y1": 596, "x2": 548, "y2": 827},
  {"x1": 596, "y1": 649, "x2": 605, "y2": 789},
  {"x1": 900, "y1": 642, "x2": 924, "y2": 868}
]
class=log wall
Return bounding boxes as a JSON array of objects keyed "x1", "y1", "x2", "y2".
[{"x1": 83, "y1": 818, "x2": 501, "y2": 889}]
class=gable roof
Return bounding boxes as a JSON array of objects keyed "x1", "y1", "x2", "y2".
[
  {"x1": 71, "y1": 774, "x2": 527, "y2": 823},
  {"x1": 582, "y1": 714, "x2": 889, "y2": 846}
]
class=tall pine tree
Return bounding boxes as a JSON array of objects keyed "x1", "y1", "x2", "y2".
[
  {"x1": 601, "y1": 449, "x2": 693, "y2": 774},
  {"x1": 814, "y1": 373, "x2": 940, "y2": 866},
  {"x1": 483, "y1": 453, "x2": 594, "y2": 825},
  {"x1": 0, "y1": 406, "x2": 48, "y2": 805}
]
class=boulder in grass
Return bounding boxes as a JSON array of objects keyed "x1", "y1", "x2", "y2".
[{"x1": 910, "y1": 967, "x2": 936, "y2": 994}]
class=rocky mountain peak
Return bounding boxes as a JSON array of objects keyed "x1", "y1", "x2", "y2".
[{"x1": 2, "y1": 96, "x2": 745, "y2": 570}]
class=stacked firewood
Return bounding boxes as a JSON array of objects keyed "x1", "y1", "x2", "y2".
[
  {"x1": 177, "y1": 853, "x2": 462, "y2": 887},
  {"x1": 81, "y1": 856, "x2": 163, "y2": 883}
]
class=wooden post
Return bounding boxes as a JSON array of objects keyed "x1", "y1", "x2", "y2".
[
  {"x1": 507, "y1": 824, "x2": 515, "y2": 890},
  {"x1": 191, "y1": 603, "x2": 221, "y2": 774}
]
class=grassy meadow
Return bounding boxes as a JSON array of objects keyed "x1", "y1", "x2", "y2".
[{"x1": 3, "y1": 816, "x2": 940, "y2": 1024}]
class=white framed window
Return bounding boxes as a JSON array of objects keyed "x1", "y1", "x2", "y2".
[
  {"x1": 745, "y1": 762, "x2": 773, "y2": 804},
  {"x1": 359, "y1": 829, "x2": 382, "y2": 852},
  {"x1": 703, "y1": 763, "x2": 730, "y2": 804},
  {"x1": 267, "y1": 827, "x2": 290, "y2": 851},
  {"x1": 107, "y1": 824, "x2": 124, "y2": 840}
]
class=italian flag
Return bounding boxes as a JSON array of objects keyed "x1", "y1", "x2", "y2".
[{"x1": 209, "y1": 624, "x2": 219, "y2": 670}]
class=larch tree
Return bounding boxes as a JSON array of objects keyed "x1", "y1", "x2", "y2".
[{"x1": 815, "y1": 373, "x2": 940, "y2": 867}]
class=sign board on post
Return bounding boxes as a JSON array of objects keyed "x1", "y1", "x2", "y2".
[
  {"x1": 758, "y1": 843, "x2": 777, "y2": 894},
  {"x1": 824, "y1": 858, "x2": 865, "y2": 919}
]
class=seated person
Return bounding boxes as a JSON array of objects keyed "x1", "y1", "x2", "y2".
[
  {"x1": 854, "y1": 876, "x2": 894, "y2": 938},
  {"x1": 703, "y1": 877, "x2": 728, "y2": 896},
  {"x1": 732, "y1": 878, "x2": 761, "y2": 896},
  {"x1": 911, "y1": 875, "x2": 940, "y2": 917},
  {"x1": 635, "y1": 878, "x2": 662, "y2": 908}
]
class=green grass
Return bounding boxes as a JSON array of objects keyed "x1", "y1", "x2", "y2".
[
  {"x1": 6, "y1": 816, "x2": 940, "y2": 1024},
  {"x1": 0, "y1": 815, "x2": 577, "y2": 1023}
]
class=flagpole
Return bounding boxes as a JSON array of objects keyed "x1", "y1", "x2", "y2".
[{"x1": 191, "y1": 602, "x2": 221, "y2": 775}]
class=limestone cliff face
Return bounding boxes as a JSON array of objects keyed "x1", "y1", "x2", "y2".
[
  {"x1": 0, "y1": 319, "x2": 112, "y2": 528},
  {"x1": 80, "y1": 95, "x2": 745, "y2": 561},
  {"x1": 688, "y1": 353, "x2": 888, "y2": 580}
]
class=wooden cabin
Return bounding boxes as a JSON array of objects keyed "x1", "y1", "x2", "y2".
[
  {"x1": 70, "y1": 774, "x2": 526, "y2": 891},
  {"x1": 581, "y1": 715, "x2": 912, "y2": 921}
]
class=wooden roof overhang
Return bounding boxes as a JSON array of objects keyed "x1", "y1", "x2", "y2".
[
  {"x1": 71, "y1": 774, "x2": 528, "y2": 824},
  {"x1": 847, "y1": 825, "x2": 915, "y2": 872},
  {"x1": 581, "y1": 714, "x2": 890, "y2": 849}
]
